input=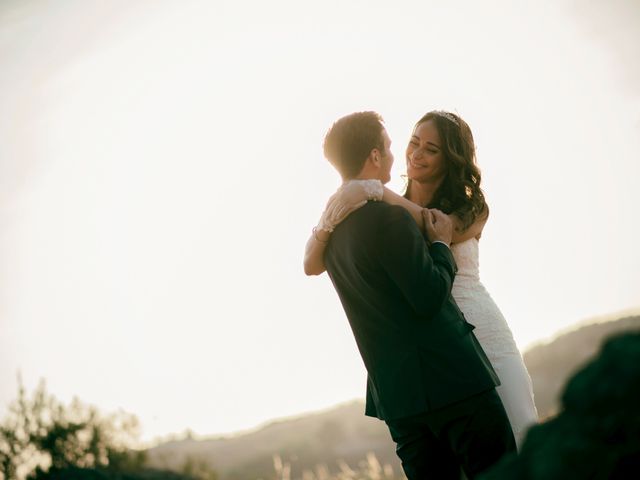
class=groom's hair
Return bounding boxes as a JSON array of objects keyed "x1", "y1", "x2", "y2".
[{"x1": 323, "y1": 111, "x2": 385, "y2": 179}]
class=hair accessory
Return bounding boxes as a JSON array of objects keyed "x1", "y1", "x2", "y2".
[{"x1": 433, "y1": 111, "x2": 459, "y2": 127}]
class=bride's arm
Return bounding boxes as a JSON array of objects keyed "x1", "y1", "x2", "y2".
[
  {"x1": 449, "y1": 215, "x2": 489, "y2": 243},
  {"x1": 449, "y1": 209, "x2": 489, "y2": 243},
  {"x1": 303, "y1": 180, "x2": 383, "y2": 276},
  {"x1": 303, "y1": 182, "x2": 488, "y2": 275},
  {"x1": 381, "y1": 187, "x2": 425, "y2": 230},
  {"x1": 304, "y1": 228, "x2": 329, "y2": 276},
  {"x1": 304, "y1": 186, "x2": 425, "y2": 276},
  {"x1": 381, "y1": 187, "x2": 488, "y2": 243}
]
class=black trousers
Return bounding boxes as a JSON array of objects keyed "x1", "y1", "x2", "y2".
[{"x1": 385, "y1": 389, "x2": 516, "y2": 480}]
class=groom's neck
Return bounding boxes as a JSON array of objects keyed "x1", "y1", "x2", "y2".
[
  {"x1": 353, "y1": 166, "x2": 383, "y2": 182},
  {"x1": 353, "y1": 174, "x2": 382, "y2": 181}
]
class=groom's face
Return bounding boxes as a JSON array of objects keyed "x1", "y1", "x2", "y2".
[{"x1": 378, "y1": 128, "x2": 394, "y2": 184}]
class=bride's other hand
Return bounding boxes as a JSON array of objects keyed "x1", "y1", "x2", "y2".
[
  {"x1": 306, "y1": 179, "x2": 383, "y2": 276},
  {"x1": 341, "y1": 179, "x2": 384, "y2": 203},
  {"x1": 317, "y1": 179, "x2": 383, "y2": 232}
]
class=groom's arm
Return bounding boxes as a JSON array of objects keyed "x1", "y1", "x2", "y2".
[{"x1": 376, "y1": 205, "x2": 457, "y2": 317}]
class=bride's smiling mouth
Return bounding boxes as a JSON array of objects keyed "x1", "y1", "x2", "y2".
[{"x1": 408, "y1": 158, "x2": 429, "y2": 169}]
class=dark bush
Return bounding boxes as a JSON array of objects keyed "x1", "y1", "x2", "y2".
[{"x1": 482, "y1": 332, "x2": 640, "y2": 479}]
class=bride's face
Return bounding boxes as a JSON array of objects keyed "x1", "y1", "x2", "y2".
[{"x1": 406, "y1": 120, "x2": 445, "y2": 183}]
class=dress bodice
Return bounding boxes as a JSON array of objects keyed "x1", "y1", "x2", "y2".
[{"x1": 450, "y1": 237, "x2": 481, "y2": 282}]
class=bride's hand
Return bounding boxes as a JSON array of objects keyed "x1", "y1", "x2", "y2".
[{"x1": 316, "y1": 179, "x2": 383, "y2": 232}]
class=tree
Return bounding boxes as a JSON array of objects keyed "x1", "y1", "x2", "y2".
[{"x1": 0, "y1": 377, "x2": 145, "y2": 480}]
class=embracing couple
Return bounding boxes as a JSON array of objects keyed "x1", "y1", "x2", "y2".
[{"x1": 304, "y1": 111, "x2": 538, "y2": 479}]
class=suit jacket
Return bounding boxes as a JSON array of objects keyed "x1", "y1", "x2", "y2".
[{"x1": 324, "y1": 201, "x2": 500, "y2": 421}]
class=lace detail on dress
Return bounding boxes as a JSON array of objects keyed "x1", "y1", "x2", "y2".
[
  {"x1": 450, "y1": 238, "x2": 519, "y2": 357},
  {"x1": 450, "y1": 238, "x2": 538, "y2": 447}
]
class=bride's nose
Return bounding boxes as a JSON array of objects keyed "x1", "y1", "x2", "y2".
[{"x1": 412, "y1": 148, "x2": 424, "y2": 161}]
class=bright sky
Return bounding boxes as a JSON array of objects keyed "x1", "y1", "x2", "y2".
[{"x1": 1, "y1": 0, "x2": 639, "y2": 444}]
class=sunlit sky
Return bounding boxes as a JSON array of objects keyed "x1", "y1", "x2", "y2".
[{"x1": 1, "y1": 0, "x2": 639, "y2": 444}]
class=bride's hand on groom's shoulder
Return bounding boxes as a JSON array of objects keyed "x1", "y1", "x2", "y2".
[
  {"x1": 317, "y1": 180, "x2": 383, "y2": 232},
  {"x1": 341, "y1": 179, "x2": 384, "y2": 203}
]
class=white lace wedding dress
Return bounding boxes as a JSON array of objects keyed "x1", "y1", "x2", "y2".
[{"x1": 450, "y1": 238, "x2": 538, "y2": 447}]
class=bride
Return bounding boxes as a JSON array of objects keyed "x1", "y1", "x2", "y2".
[{"x1": 304, "y1": 110, "x2": 538, "y2": 447}]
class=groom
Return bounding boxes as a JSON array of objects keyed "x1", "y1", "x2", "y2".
[{"x1": 319, "y1": 112, "x2": 515, "y2": 479}]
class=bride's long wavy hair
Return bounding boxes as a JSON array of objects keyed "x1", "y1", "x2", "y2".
[{"x1": 406, "y1": 111, "x2": 488, "y2": 231}]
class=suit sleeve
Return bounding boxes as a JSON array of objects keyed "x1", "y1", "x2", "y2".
[{"x1": 376, "y1": 206, "x2": 458, "y2": 317}]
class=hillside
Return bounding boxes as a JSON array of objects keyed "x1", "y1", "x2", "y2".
[
  {"x1": 146, "y1": 314, "x2": 640, "y2": 479},
  {"x1": 147, "y1": 400, "x2": 397, "y2": 479},
  {"x1": 524, "y1": 314, "x2": 640, "y2": 418}
]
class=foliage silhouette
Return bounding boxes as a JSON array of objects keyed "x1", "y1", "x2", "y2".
[
  {"x1": 0, "y1": 378, "x2": 215, "y2": 480},
  {"x1": 481, "y1": 331, "x2": 640, "y2": 479}
]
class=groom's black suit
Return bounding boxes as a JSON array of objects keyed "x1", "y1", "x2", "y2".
[{"x1": 324, "y1": 201, "x2": 515, "y2": 479}]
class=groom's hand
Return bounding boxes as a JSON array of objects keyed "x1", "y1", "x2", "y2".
[{"x1": 424, "y1": 209, "x2": 453, "y2": 246}]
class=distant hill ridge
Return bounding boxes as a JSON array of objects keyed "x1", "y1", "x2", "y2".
[
  {"x1": 523, "y1": 313, "x2": 640, "y2": 418},
  {"x1": 147, "y1": 313, "x2": 640, "y2": 479}
]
